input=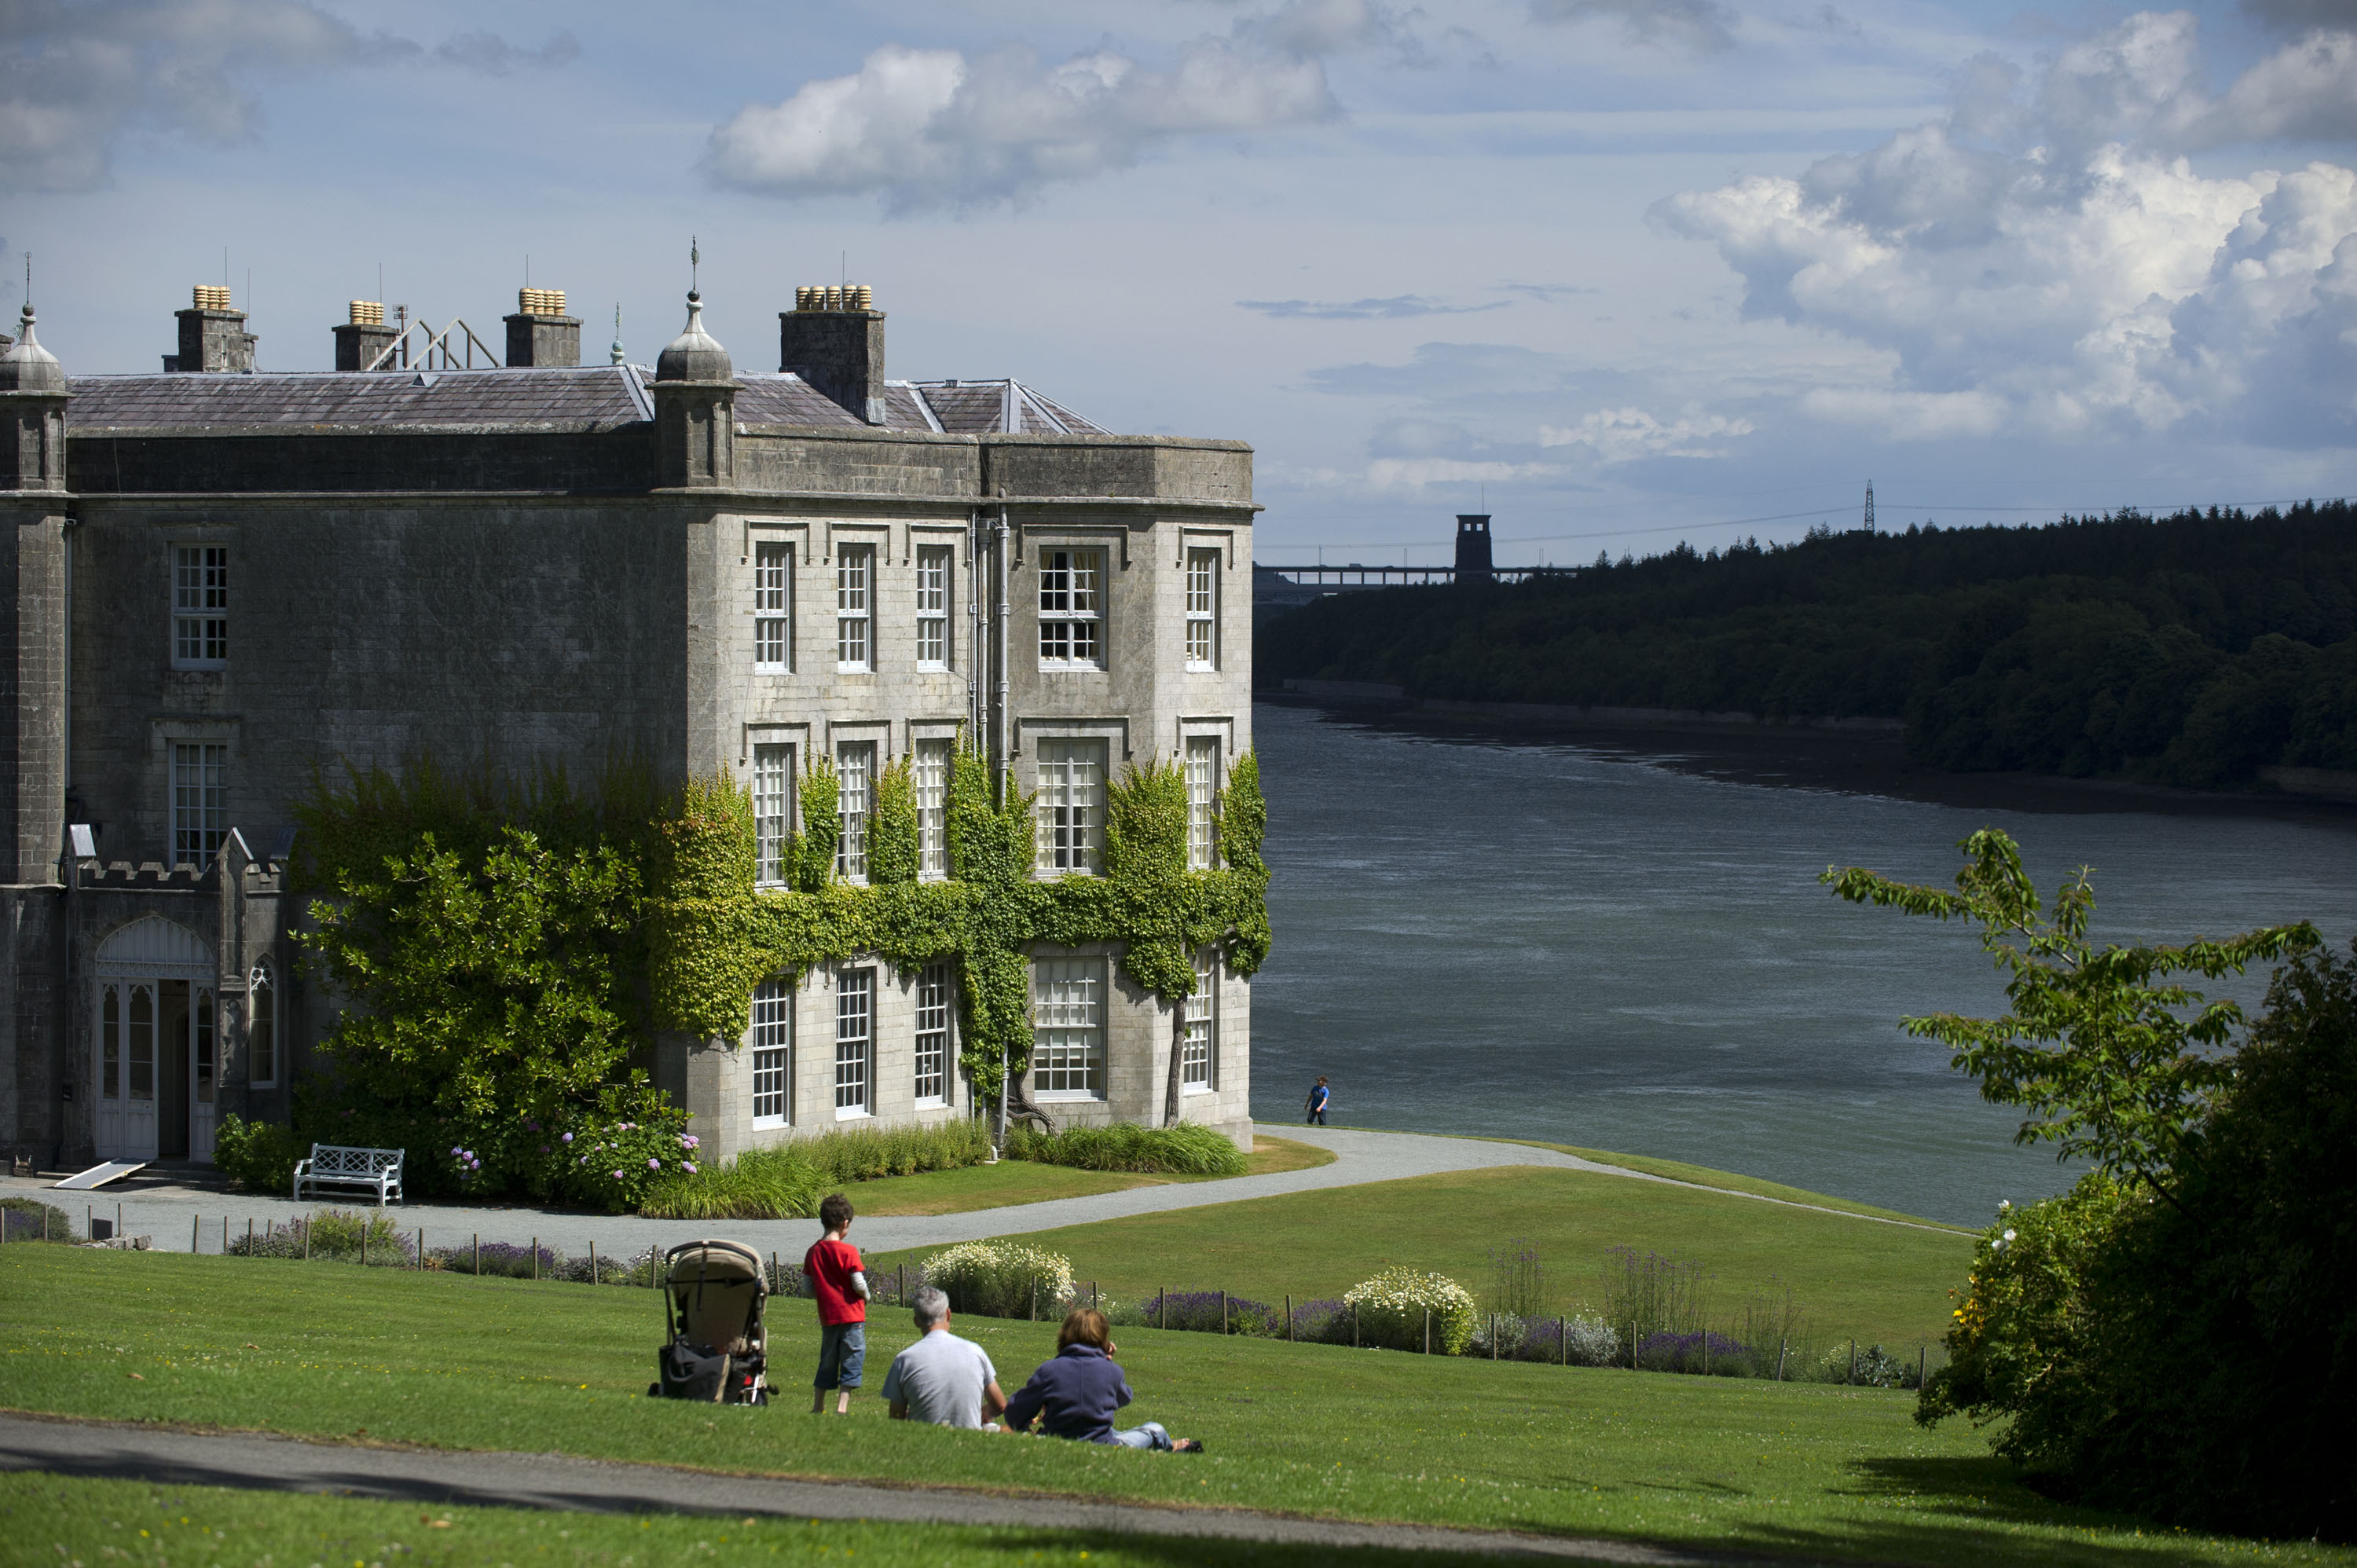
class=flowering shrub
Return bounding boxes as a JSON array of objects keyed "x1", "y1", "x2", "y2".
[
  {"x1": 1816, "y1": 1342, "x2": 1912, "y2": 1387},
  {"x1": 1341, "y1": 1266, "x2": 1478, "y2": 1354},
  {"x1": 922, "y1": 1240, "x2": 1074, "y2": 1320},
  {"x1": 226, "y1": 1208, "x2": 415, "y2": 1266},
  {"x1": 0, "y1": 1197, "x2": 75, "y2": 1243},
  {"x1": 1563, "y1": 1314, "x2": 1623, "y2": 1367},
  {"x1": 1640, "y1": 1329, "x2": 1755, "y2": 1376},
  {"x1": 1123, "y1": 1290, "x2": 1281, "y2": 1335}
]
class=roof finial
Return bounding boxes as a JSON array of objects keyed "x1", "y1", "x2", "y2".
[
  {"x1": 689, "y1": 235, "x2": 700, "y2": 302},
  {"x1": 610, "y1": 302, "x2": 626, "y2": 365}
]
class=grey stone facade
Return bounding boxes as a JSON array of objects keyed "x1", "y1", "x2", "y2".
[{"x1": 0, "y1": 284, "x2": 1255, "y2": 1173}]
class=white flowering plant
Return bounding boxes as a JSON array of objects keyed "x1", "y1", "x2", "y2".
[
  {"x1": 922, "y1": 1240, "x2": 1076, "y2": 1320},
  {"x1": 1342, "y1": 1266, "x2": 1479, "y2": 1354}
]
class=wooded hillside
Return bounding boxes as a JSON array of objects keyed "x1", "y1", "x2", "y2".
[{"x1": 1257, "y1": 502, "x2": 2357, "y2": 787}]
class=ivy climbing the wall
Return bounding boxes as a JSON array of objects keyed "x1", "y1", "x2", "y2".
[
  {"x1": 647, "y1": 742, "x2": 1270, "y2": 1105},
  {"x1": 295, "y1": 742, "x2": 1268, "y2": 1192}
]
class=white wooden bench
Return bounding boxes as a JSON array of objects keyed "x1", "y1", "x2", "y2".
[{"x1": 292, "y1": 1144, "x2": 405, "y2": 1206}]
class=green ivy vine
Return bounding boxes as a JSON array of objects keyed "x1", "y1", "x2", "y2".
[{"x1": 647, "y1": 744, "x2": 1269, "y2": 1101}]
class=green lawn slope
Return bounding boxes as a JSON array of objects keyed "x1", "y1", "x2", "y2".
[
  {"x1": 864, "y1": 1166, "x2": 1974, "y2": 1350},
  {"x1": 4, "y1": 1246, "x2": 2343, "y2": 1565}
]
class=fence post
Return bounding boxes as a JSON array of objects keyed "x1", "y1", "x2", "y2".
[
  {"x1": 1631, "y1": 1321, "x2": 1638, "y2": 1372},
  {"x1": 1286, "y1": 1294, "x2": 1293, "y2": 1343},
  {"x1": 533, "y1": 1237, "x2": 540, "y2": 1282},
  {"x1": 590, "y1": 1242, "x2": 598, "y2": 1285},
  {"x1": 1560, "y1": 1316, "x2": 1567, "y2": 1367},
  {"x1": 1776, "y1": 1339, "x2": 1787, "y2": 1381},
  {"x1": 1030, "y1": 1280, "x2": 1037, "y2": 1322},
  {"x1": 302, "y1": 1219, "x2": 310, "y2": 1261},
  {"x1": 1701, "y1": 1328, "x2": 1708, "y2": 1378},
  {"x1": 1917, "y1": 1345, "x2": 1926, "y2": 1391},
  {"x1": 473, "y1": 1233, "x2": 480, "y2": 1277},
  {"x1": 246, "y1": 1217, "x2": 254, "y2": 1255},
  {"x1": 1424, "y1": 1308, "x2": 1431, "y2": 1355},
  {"x1": 1849, "y1": 1339, "x2": 1857, "y2": 1386},
  {"x1": 191, "y1": 1215, "x2": 199, "y2": 1255},
  {"x1": 1353, "y1": 1306, "x2": 1359, "y2": 1350},
  {"x1": 1222, "y1": 1291, "x2": 1229, "y2": 1336},
  {"x1": 361, "y1": 1222, "x2": 368, "y2": 1268},
  {"x1": 222, "y1": 1215, "x2": 228, "y2": 1254},
  {"x1": 1160, "y1": 1287, "x2": 1168, "y2": 1331},
  {"x1": 119, "y1": 1202, "x2": 125, "y2": 1242}
]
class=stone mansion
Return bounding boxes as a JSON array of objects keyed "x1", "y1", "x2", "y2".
[{"x1": 0, "y1": 279, "x2": 1256, "y2": 1172}]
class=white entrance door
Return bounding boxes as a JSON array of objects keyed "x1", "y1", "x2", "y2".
[
  {"x1": 93, "y1": 981, "x2": 158, "y2": 1161},
  {"x1": 93, "y1": 917, "x2": 215, "y2": 1164}
]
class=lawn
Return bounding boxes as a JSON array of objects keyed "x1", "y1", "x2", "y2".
[
  {"x1": 846, "y1": 1134, "x2": 1335, "y2": 1216},
  {"x1": 0, "y1": 1472, "x2": 1505, "y2": 1567},
  {"x1": 2, "y1": 1245, "x2": 2344, "y2": 1566},
  {"x1": 864, "y1": 1165, "x2": 1978, "y2": 1351}
]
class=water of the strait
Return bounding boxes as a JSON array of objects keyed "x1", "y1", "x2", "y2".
[{"x1": 1244, "y1": 700, "x2": 2357, "y2": 1225}]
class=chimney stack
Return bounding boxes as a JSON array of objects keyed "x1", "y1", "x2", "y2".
[
  {"x1": 780, "y1": 284, "x2": 885, "y2": 424},
  {"x1": 333, "y1": 300, "x2": 399, "y2": 372},
  {"x1": 167, "y1": 284, "x2": 256, "y2": 372},
  {"x1": 505, "y1": 288, "x2": 580, "y2": 368},
  {"x1": 1454, "y1": 515, "x2": 1494, "y2": 584}
]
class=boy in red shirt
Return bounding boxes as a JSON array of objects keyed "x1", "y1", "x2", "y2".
[{"x1": 803, "y1": 1192, "x2": 869, "y2": 1414}]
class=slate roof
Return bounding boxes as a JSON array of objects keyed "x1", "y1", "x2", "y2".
[
  {"x1": 67, "y1": 366, "x2": 653, "y2": 429},
  {"x1": 61, "y1": 365, "x2": 1112, "y2": 435}
]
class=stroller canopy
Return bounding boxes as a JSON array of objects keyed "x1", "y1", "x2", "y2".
[{"x1": 665, "y1": 1239, "x2": 767, "y2": 1357}]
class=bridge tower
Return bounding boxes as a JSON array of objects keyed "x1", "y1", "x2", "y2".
[{"x1": 1454, "y1": 514, "x2": 1494, "y2": 583}]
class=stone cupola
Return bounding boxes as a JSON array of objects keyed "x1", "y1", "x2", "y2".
[
  {"x1": 0, "y1": 302, "x2": 69, "y2": 490},
  {"x1": 652, "y1": 291, "x2": 736, "y2": 489}
]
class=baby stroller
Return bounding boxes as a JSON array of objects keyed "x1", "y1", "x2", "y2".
[{"x1": 649, "y1": 1239, "x2": 771, "y2": 1405}]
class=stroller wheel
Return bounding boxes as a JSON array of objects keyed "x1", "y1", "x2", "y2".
[{"x1": 647, "y1": 1383, "x2": 662, "y2": 1398}]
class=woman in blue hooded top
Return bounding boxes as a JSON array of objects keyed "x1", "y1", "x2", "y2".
[{"x1": 999, "y1": 1306, "x2": 1203, "y2": 1452}]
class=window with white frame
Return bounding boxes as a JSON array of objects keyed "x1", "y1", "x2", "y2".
[
  {"x1": 836, "y1": 544, "x2": 874, "y2": 671},
  {"x1": 915, "y1": 738, "x2": 952, "y2": 878},
  {"x1": 835, "y1": 968, "x2": 873, "y2": 1116},
  {"x1": 915, "y1": 544, "x2": 952, "y2": 669},
  {"x1": 915, "y1": 962, "x2": 952, "y2": 1105},
  {"x1": 1034, "y1": 738, "x2": 1105, "y2": 875},
  {"x1": 248, "y1": 961, "x2": 277, "y2": 1087},
  {"x1": 1038, "y1": 548, "x2": 1104, "y2": 669},
  {"x1": 753, "y1": 541, "x2": 792, "y2": 671},
  {"x1": 1031, "y1": 958, "x2": 1105, "y2": 1098},
  {"x1": 1182, "y1": 951, "x2": 1216, "y2": 1091},
  {"x1": 1185, "y1": 547, "x2": 1219, "y2": 670},
  {"x1": 195, "y1": 988, "x2": 216, "y2": 1112},
  {"x1": 835, "y1": 741, "x2": 874, "y2": 882},
  {"x1": 173, "y1": 545, "x2": 228, "y2": 668},
  {"x1": 753, "y1": 744, "x2": 793, "y2": 888},
  {"x1": 1178, "y1": 952, "x2": 1216, "y2": 1089},
  {"x1": 170, "y1": 742, "x2": 227, "y2": 868},
  {"x1": 751, "y1": 979, "x2": 790, "y2": 1126},
  {"x1": 1185, "y1": 736, "x2": 1221, "y2": 870}
]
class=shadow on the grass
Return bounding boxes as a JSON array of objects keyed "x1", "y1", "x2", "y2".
[{"x1": 1507, "y1": 1455, "x2": 2275, "y2": 1568}]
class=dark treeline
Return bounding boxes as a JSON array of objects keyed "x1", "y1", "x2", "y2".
[{"x1": 1258, "y1": 501, "x2": 2357, "y2": 788}]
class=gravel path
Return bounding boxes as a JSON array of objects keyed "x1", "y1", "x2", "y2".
[
  {"x1": 0, "y1": 1124, "x2": 1945, "y2": 1262},
  {"x1": 0, "y1": 1412, "x2": 1786, "y2": 1564}
]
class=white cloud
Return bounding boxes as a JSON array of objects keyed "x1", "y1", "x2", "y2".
[
  {"x1": 1653, "y1": 10, "x2": 2357, "y2": 442},
  {"x1": 703, "y1": 5, "x2": 1395, "y2": 209},
  {"x1": 1363, "y1": 456, "x2": 1560, "y2": 488},
  {"x1": 1539, "y1": 406, "x2": 1755, "y2": 460},
  {"x1": 0, "y1": 1, "x2": 579, "y2": 192},
  {"x1": 1529, "y1": 0, "x2": 1739, "y2": 52}
]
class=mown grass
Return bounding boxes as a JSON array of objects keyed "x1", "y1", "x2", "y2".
[
  {"x1": 1508, "y1": 1138, "x2": 1976, "y2": 1230},
  {"x1": 865, "y1": 1165, "x2": 1977, "y2": 1350},
  {"x1": 2, "y1": 1246, "x2": 2344, "y2": 1566},
  {"x1": 0, "y1": 1472, "x2": 1497, "y2": 1568},
  {"x1": 846, "y1": 1134, "x2": 1336, "y2": 1216}
]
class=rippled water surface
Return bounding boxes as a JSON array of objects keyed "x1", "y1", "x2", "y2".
[{"x1": 1245, "y1": 702, "x2": 2357, "y2": 1224}]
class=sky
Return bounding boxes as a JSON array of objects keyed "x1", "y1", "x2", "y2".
[{"x1": 8, "y1": 0, "x2": 2357, "y2": 566}]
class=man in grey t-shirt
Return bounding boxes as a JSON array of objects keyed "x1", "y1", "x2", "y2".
[{"x1": 883, "y1": 1288, "x2": 1008, "y2": 1429}]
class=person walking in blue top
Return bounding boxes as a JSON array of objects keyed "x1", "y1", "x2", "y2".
[
  {"x1": 1305, "y1": 1076, "x2": 1330, "y2": 1126},
  {"x1": 999, "y1": 1308, "x2": 1202, "y2": 1452}
]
